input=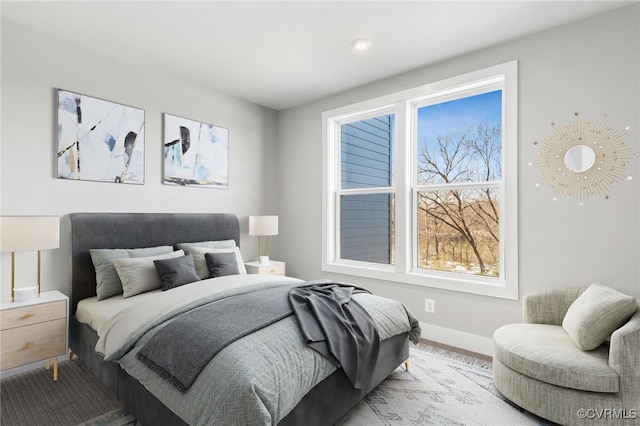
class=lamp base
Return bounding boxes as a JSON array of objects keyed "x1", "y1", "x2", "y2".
[
  {"x1": 14, "y1": 287, "x2": 38, "y2": 302},
  {"x1": 259, "y1": 256, "x2": 270, "y2": 265}
]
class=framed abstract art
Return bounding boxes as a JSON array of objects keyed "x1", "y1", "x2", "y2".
[
  {"x1": 56, "y1": 89, "x2": 145, "y2": 184},
  {"x1": 163, "y1": 113, "x2": 229, "y2": 188}
]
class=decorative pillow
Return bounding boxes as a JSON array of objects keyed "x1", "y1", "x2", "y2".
[
  {"x1": 177, "y1": 239, "x2": 236, "y2": 251},
  {"x1": 154, "y1": 254, "x2": 201, "y2": 290},
  {"x1": 113, "y1": 250, "x2": 185, "y2": 298},
  {"x1": 205, "y1": 252, "x2": 240, "y2": 278},
  {"x1": 90, "y1": 246, "x2": 174, "y2": 300},
  {"x1": 181, "y1": 246, "x2": 247, "y2": 279},
  {"x1": 562, "y1": 283, "x2": 637, "y2": 350}
]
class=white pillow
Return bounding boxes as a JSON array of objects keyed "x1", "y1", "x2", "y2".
[
  {"x1": 182, "y1": 246, "x2": 246, "y2": 279},
  {"x1": 562, "y1": 283, "x2": 637, "y2": 350},
  {"x1": 113, "y1": 250, "x2": 185, "y2": 298}
]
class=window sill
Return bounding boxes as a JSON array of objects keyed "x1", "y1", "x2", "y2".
[{"x1": 322, "y1": 262, "x2": 517, "y2": 300}]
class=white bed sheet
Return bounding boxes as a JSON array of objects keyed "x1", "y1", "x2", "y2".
[{"x1": 76, "y1": 289, "x2": 162, "y2": 336}]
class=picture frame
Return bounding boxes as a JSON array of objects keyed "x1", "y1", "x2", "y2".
[
  {"x1": 56, "y1": 89, "x2": 145, "y2": 184},
  {"x1": 162, "y1": 113, "x2": 229, "y2": 188}
]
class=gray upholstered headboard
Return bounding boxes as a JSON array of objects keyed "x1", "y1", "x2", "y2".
[{"x1": 69, "y1": 213, "x2": 240, "y2": 315}]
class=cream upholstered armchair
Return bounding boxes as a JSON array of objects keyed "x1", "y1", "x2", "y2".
[{"x1": 493, "y1": 284, "x2": 640, "y2": 426}]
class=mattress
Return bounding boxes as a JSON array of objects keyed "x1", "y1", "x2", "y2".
[{"x1": 76, "y1": 289, "x2": 162, "y2": 336}]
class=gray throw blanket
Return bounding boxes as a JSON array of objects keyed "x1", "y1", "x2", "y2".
[
  {"x1": 289, "y1": 280, "x2": 380, "y2": 390},
  {"x1": 136, "y1": 284, "x2": 296, "y2": 393}
]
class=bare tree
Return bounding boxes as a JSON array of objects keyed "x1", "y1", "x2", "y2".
[{"x1": 417, "y1": 123, "x2": 501, "y2": 275}]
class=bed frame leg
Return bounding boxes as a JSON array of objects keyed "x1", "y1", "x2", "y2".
[
  {"x1": 404, "y1": 359, "x2": 409, "y2": 371},
  {"x1": 69, "y1": 349, "x2": 74, "y2": 361}
]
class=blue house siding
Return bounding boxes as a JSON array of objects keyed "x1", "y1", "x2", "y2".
[{"x1": 340, "y1": 115, "x2": 393, "y2": 264}]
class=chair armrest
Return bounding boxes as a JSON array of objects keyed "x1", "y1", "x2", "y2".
[
  {"x1": 609, "y1": 303, "x2": 640, "y2": 402},
  {"x1": 523, "y1": 287, "x2": 584, "y2": 325}
]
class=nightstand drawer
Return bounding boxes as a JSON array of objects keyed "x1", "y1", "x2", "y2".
[
  {"x1": 0, "y1": 318, "x2": 66, "y2": 370},
  {"x1": 263, "y1": 263, "x2": 285, "y2": 275},
  {"x1": 245, "y1": 261, "x2": 286, "y2": 275},
  {"x1": 0, "y1": 301, "x2": 66, "y2": 331}
]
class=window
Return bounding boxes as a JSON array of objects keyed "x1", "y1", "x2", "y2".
[
  {"x1": 323, "y1": 62, "x2": 518, "y2": 299},
  {"x1": 340, "y1": 113, "x2": 395, "y2": 265},
  {"x1": 415, "y1": 91, "x2": 502, "y2": 278}
]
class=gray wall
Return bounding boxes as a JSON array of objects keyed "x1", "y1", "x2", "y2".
[
  {"x1": 277, "y1": 5, "x2": 640, "y2": 343},
  {"x1": 0, "y1": 19, "x2": 280, "y2": 297},
  {"x1": 1, "y1": 5, "x2": 638, "y2": 349}
]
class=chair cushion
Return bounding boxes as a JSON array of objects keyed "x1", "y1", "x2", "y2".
[
  {"x1": 494, "y1": 323, "x2": 619, "y2": 393},
  {"x1": 562, "y1": 283, "x2": 637, "y2": 350}
]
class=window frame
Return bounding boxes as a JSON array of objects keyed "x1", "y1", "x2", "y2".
[
  {"x1": 322, "y1": 61, "x2": 518, "y2": 299},
  {"x1": 333, "y1": 106, "x2": 396, "y2": 266}
]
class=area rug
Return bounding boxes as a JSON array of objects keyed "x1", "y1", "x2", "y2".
[
  {"x1": 77, "y1": 409, "x2": 139, "y2": 426},
  {"x1": 1, "y1": 343, "x2": 548, "y2": 426},
  {"x1": 336, "y1": 344, "x2": 549, "y2": 425}
]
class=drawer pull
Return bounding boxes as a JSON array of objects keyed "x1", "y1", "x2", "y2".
[
  {"x1": 22, "y1": 313, "x2": 35, "y2": 319},
  {"x1": 23, "y1": 342, "x2": 34, "y2": 349}
]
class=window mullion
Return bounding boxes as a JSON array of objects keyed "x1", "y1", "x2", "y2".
[
  {"x1": 416, "y1": 181, "x2": 502, "y2": 192},
  {"x1": 337, "y1": 187, "x2": 395, "y2": 196},
  {"x1": 394, "y1": 100, "x2": 410, "y2": 274}
]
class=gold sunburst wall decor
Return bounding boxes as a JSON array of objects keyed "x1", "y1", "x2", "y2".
[{"x1": 531, "y1": 112, "x2": 637, "y2": 205}]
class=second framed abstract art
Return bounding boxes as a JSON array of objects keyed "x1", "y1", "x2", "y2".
[{"x1": 163, "y1": 113, "x2": 229, "y2": 188}]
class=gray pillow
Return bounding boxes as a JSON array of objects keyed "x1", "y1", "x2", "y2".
[
  {"x1": 113, "y1": 250, "x2": 185, "y2": 298},
  {"x1": 177, "y1": 239, "x2": 236, "y2": 250},
  {"x1": 90, "y1": 246, "x2": 174, "y2": 300},
  {"x1": 181, "y1": 246, "x2": 247, "y2": 279},
  {"x1": 205, "y1": 252, "x2": 240, "y2": 278},
  {"x1": 154, "y1": 254, "x2": 201, "y2": 290},
  {"x1": 562, "y1": 283, "x2": 637, "y2": 350}
]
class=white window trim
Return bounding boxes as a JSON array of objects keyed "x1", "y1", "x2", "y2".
[{"x1": 322, "y1": 61, "x2": 518, "y2": 300}]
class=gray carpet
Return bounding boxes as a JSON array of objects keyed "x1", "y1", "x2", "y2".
[
  {"x1": 1, "y1": 359, "x2": 122, "y2": 426},
  {"x1": 1, "y1": 341, "x2": 546, "y2": 426}
]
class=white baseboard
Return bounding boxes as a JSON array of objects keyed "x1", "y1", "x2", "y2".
[{"x1": 419, "y1": 322, "x2": 494, "y2": 357}]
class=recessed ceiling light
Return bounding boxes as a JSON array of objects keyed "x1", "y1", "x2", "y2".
[{"x1": 352, "y1": 38, "x2": 372, "y2": 51}]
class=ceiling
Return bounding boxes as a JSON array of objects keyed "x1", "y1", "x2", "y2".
[{"x1": 1, "y1": 1, "x2": 632, "y2": 110}]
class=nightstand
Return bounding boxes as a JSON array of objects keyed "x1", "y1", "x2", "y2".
[
  {"x1": 0, "y1": 290, "x2": 68, "y2": 381},
  {"x1": 245, "y1": 260, "x2": 286, "y2": 276}
]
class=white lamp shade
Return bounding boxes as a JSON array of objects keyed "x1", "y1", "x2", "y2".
[
  {"x1": 0, "y1": 216, "x2": 60, "y2": 252},
  {"x1": 249, "y1": 216, "x2": 278, "y2": 236}
]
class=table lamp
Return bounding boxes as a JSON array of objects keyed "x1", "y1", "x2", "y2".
[
  {"x1": 249, "y1": 215, "x2": 278, "y2": 264},
  {"x1": 0, "y1": 216, "x2": 60, "y2": 302}
]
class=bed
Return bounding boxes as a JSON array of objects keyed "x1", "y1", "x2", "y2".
[{"x1": 68, "y1": 212, "x2": 420, "y2": 426}]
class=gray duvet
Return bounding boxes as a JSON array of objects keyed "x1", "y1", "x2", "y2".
[
  {"x1": 93, "y1": 275, "x2": 420, "y2": 426},
  {"x1": 136, "y1": 284, "x2": 298, "y2": 393}
]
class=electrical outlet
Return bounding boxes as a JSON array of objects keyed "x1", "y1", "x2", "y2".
[{"x1": 424, "y1": 298, "x2": 435, "y2": 313}]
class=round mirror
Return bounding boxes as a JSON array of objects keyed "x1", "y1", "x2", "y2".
[{"x1": 564, "y1": 145, "x2": 596, "y2": 172}]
